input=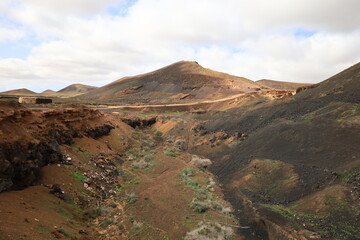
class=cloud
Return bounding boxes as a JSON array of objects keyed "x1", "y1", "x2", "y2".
[
  {"x1": 0, "y1": 0, "x2": 359, "y2": 92},
  {"x1": 0, "y1": 28, "x2": 25, "y2": 43}
]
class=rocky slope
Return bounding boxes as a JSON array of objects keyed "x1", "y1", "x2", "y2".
[
  {"x1": 257, "y1": 79, "x2": 312, "y2": 91},
  {"x1": 0, "y1": 102, "x2": 114, "y2": 192},
  {"x1": 190, "y1": 62, "x2": 360, "y2": 239},
  {"x1": 77, "y1": 61, "x2": 263, "y2": 104}
]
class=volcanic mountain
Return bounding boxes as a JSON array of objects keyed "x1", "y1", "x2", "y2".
[
  {"x1": 0, "y1": 88, "x2": 36, "y2": 96},
  {"x1": 41, "y1": 89, "x2": 56, "y2": 95},
  {"x1": 257, "y1": 79, "x2": 312, "y2": 91},
  {"x1": 58, "y1": 83, "x2": 97, "y2": 94},
  {"x1": 77, "y1": 61, "x2": 263, "y2": 104}
]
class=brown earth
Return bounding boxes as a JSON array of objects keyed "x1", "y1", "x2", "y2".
[
  {"x1": 0, "y1": 103, "x2": 242, "y2": 240},
  {"x1": 1, "y1": 61, "x2": 360, "y2": 240},
  {"x1": 0, "y1": 88, "x2": 36, "y2": 96},
  {"x1": 58, "y1": 84, "x2": 98, "y2": 94},
  {"x1": 257, "y1": 79, "x2": 312, "y2": 91},
  {"x1": 77, "y1": 61, "x2": 264, "y2": 104},
  {"x1": 0, "y1": 102, "x2": 115, "y2": 192}
]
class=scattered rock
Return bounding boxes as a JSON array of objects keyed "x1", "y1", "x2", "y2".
[{"x1": 50, "y1": 184, "x2": 63, "y2": 194}]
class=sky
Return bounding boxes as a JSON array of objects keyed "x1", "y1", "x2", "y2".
[{"x1": 0, "y1": 0, "x2": 359, "y2": 92}]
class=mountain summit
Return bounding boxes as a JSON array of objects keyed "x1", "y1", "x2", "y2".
[
  {"x1": 58, "y1": 84, "x2": 97, "y2": 94},
  {"x1": 77, "y1": 61, "x2": 262, "y2": 104}
]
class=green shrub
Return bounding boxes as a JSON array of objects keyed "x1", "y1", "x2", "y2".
[
  {"x1": 163, "y1": 147, "x2": 177, "y2": 157},
  {"x1": 125, "y1": 193, "x2": 138, "y2": 204},
  {"x1": 100, "y1": 219, "x2": 114, "y2": 229},
  {"x1": 189, "y1": 199, "x2": 210, "y2": 213},
  {"x1": 85, "y1": 207, "x2": 108, "y2": 218},
  {"x1": 56, "y1": 228, "x2": 70, "y2": 237}
]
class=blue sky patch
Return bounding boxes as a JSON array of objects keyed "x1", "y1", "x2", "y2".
[
  {"x1": 107, "y1": 0, "x2": 138, "y2": 17},
  {"x1": 294, "y1": 28, "x2": 317, "y2": 38}
]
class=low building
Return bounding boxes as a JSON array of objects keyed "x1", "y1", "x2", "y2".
[{"x1": 19, "y1": 97, "x2": 52, "y2": 104}]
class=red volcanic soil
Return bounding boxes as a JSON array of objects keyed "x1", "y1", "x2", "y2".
[
  {"x1": 77, "y1": 61, "x2": 264, "y2": 104},
  {"x1": 58, "y1": 84, "x2": 98, "y2": 94},
  {"x1": 0, "y1": 102, "x2": 115, "y2": 192}
]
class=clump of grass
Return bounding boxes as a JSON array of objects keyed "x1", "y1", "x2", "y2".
[
  {"x1": 108, "y1": 202, "x2": 117, "y2": 208},
  {"x1": 180, "y1": 168, "x2": 196, "y2": 177},
  {"x1": 189, "y1": 199, "x2": 210, "y2": 213},
  {"x1": 100, "y1": 219, "x2": 114, "y2": 229},
  {"x1": 131, "y1": 160, "x2": 151, "y2": 169},
  {"x1": 57, "y1": 228, "x2": 70, "y2": 237},
  {"x1": 155, "y1": 131, "x2": 163, "y2": 137},
  {"x1": 180, "y1": 167, "x2": 217, "y2": 213},
  {"x1": 184, "y1": 221, "x2": 233, "y2": 240},
  {"x1": 125, "y1": 192, "x2": 138, "y2": 204},
  {"x1": 85, "y1": 207, "x2": 109, "y2": 219},
  {"x1": 163, "y1": 147, "x2": 177, "y2": 157},
  {"x1": 190, "y1": 155, "x2": 212, "y2": 168},
  {"x1": 72, "y1": 172, "x2": 88, "y2": 181},
  {"x1": 132, "y1": 221, "x2": 143, "y2": 231},
  {"x1": 118, "y1": 223, "x2": 125, "y2": 230}
]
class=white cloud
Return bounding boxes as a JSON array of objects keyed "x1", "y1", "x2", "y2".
[
  {"x1": 0, "y1": 0, "x2": 360, "y2": 92},
  {"x1": 0, "y1": 28, "x2": 25, "y2": 43}
]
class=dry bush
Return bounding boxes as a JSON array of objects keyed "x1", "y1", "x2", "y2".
[
  {"x1": 131, "y1": 160, "x2": 151, "y2": 169},
  {"x1": 190, "y1": 155, "x2": 212, "y2": 168},
  {"x1": 185, "y1": 221, "x2": 233, "y2": 240}
]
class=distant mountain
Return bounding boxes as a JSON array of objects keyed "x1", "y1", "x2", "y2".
[
  {"x1": 0, "y1": 88, "x2": 36, "y2": 96},
  {"x1": 256, "y1": 79, "x2": 312, "y2": 91},
  {"x1": 41, "y1": 89, "x2": 56, "y2": 94},
  {"x1": 77, "y1": 61, "x2": 262, "y2": 104},
  {"x1": 58, "y1": 84, "x2": 97, "y2": 94}
]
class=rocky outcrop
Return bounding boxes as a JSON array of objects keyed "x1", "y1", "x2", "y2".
[
  {"x1": 0, "y1": 103, "x2": 115, "y2": 192},
  {"x1": 120, "y1": 116, "x2": 157, "y2": 128}
]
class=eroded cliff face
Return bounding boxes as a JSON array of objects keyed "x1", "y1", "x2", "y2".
[{"x1": 0, "y1": 102, "x2": 114, "y2": 192}]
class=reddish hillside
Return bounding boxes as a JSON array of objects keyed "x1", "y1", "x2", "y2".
[
  {"x1": 77, "y1": 61, "x2": 263, "y2": 104},
  {"x1": 58, "y1": 84, "x2": 97, "y2": 94},
  {"x1": 256, "y1": 79, "x2": 312, "y2": 91},
  {"x1": 41, "y1": 89, "x2": 56, "y2": 94}
]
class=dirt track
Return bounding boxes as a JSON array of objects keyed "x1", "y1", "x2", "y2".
[{"x1": 101, "y1": 93, "x2": 250, "y2": 112}]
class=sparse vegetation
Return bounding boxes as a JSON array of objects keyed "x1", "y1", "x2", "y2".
[
  {"x1": 184, "y1": 221, "x2": 233, "y2": 240},
  {"x1": 100, "y1": 219, "x2": 114, "y2": 229},
  {"x1": 72, "y1": 171, "x2": 88, "y2": 181},
  {"x1": 189, "y1": 199, "x2": 210, "y2": 213},
  {"x1": 131, "y1": 221, "x2": 143, "y2": 231},
  {"x1": 85, "y1": 207, "x2": 109, "y2": 219},
  {"x1": 131, "y1": 159, "x2": 151, "y2": 169},
  {"x1": 56, "y1": 228, "x2": 70, "y2": 237},
  {"x1": 179, "y1": 167, "x2": 229, "y2": 214},
  {"x1": 124, "y1": 192, "x2": 138, "y2": 204},
  {"x1": 163, "y1": 147, "x2": 177, "y2": 157}
]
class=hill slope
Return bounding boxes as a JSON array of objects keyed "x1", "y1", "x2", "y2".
[
  {"x1": 295, "y1": 62, "x2": 360, "y2": 103},
  {"x1": 58, "y1": 84, "x2": 97, "y2": 94},
  {"x1": 194, "y1": 62, "x2": 360, "y2": 239},
  {"x1": 257, "y1": 79, "x2": 312, "y2": 91},
  {"x1": 0, "y1": 88, "x2": 36, "y2": 96},
  {"x1": 77, "y1": 61, "x2": 262, "y2": 104}
]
